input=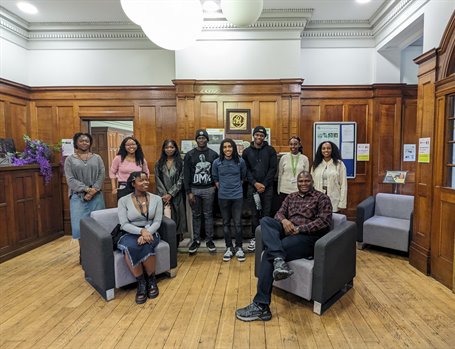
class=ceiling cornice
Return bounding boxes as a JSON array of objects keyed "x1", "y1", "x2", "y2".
[{"x1": 0, "y1": 2, "x2": 422, "y2": 48}]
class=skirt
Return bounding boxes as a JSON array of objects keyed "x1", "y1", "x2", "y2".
[{"x1": 117, "y1": 232, "x2": 160, "y2": 268}]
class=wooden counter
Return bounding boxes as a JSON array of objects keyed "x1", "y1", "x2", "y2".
[{"x1": 0, "y1": 164, "x2": 64, "y2": 262}]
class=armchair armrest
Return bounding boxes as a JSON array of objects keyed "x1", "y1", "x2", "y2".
[
  {"x1": 80, "y1": 217, "x2": 115, "y2": 300},
  {"x1": 159, "y1": 216, "x2": 177, "y2": 269},
  {"x1": 312, "y1": 221, "x2": 356, "y2": 305},
  {"x1": 356, "y1": 196, "x2": 375, "y2": 242}
]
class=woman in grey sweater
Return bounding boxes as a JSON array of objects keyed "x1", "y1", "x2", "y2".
[
  {"x1": 64, "y1": 133, "x2": 105, "y2": 243},
  {"x1": 117, "y1": 171, "x2": 163, "y2": 304}
]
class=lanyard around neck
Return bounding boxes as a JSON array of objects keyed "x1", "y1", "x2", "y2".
[
  {"x1": 133, "y1": 193, "x2": 149, "y2": 221},
  {"x1": 290, "y1": 152, "x2": 300, "y2": 177}
]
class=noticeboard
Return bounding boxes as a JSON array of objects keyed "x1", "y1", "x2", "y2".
[{"x1": 313, "y1": 122, "x2": 357, "y2": 178}]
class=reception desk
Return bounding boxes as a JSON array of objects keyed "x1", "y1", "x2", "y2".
[{"x1": 0, "y1": 164, "x2": 64, "y2": 262}]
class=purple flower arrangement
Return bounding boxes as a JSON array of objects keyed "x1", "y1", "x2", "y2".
[{"x1": 12, "y1": 135, "x2": 58, "y2": 184}]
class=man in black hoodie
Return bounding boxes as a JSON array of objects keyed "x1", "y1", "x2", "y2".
[
  {"x1": 242, "y1": 126, "x2": 277, "y2": 251},
  {"x1": 184, "y1": 129, "x2": 219, "y2": 254}
]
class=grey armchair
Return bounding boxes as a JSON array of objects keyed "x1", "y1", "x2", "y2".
[
  {"x1": 80, "y1": 207, "x2": 177, "y2": 301},
  {"x1": 254, "y1": 213, "x2": 357, "y2": 315},
  {"x1": 356, "y1": 193, "x2": 414, "y2": 252}
]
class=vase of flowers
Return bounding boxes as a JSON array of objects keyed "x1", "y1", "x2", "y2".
[{"x1": 12, "y1": 135, "x2": 60, "y2": 184}]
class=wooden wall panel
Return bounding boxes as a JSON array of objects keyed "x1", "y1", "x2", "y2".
[
  {"x1": 410, "y1": 51, "x2": 437, "y2": 275},
  {"x1": 9, "y1": 102, "x2": 28, "y2": 151},
  {"x1": 300, "y1": 104, "x2": 320, "y2": 163},
  {"x1": 431, "y1": 188, "x2": 455, "y2": 287},
  {"x1": 0, "y1": 101, "x2": 5, "y2": 138},
  {"x1": 35, "y1": 106, "x2": 54, "y2": 144},
  {"x1": 14, "y1": 172, "x2": 37, "y2": 244},
  {"x1": 401, "y1": 99, "x2": 418, "y2": 195},
  {"x1": 0, "y1": 174, "x2": 13, "y2": 254}
]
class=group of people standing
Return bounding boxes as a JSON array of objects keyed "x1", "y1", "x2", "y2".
[{"x1": 64, "y1": 127, "x2": 348, "y2": 305}]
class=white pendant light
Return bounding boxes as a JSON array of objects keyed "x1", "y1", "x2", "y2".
[
  {"x1": 221, "y1": 0, "x2": 263, "y2": 27},
  {"x1": 141, "y1": 0, "x2": 203, "y2": 51},
  {"x1": 120, "y1": 0, "x2": 154, "y2": 26}
]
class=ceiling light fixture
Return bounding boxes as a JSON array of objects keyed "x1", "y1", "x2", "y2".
[
  {"x1": 356, "y1": 0, "x2": 371, "y2": 4},
  {"x1": 17, "y1": 1, "x2": 38, "y2": 15},
  {"x1": 220, "y1": 0, "x2": 263, "y2": 27},
  {"x1": 120, "y1": 0, "x2": 203, "y2": 51}
]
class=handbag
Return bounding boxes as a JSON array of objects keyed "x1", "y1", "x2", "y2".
[
  {"x1": 110, "y1": 223, "x2": 125, "y2": 250},
  {"x1": 164, "y1": 203, "x2": 172, "y2": 219}
]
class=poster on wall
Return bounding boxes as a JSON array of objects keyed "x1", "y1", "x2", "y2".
[
  {"x1": 61, "y1": 139, "x2": 74, "y2": 156},
  {"x1": 418, "y1": 137, "x2": 431, "y2": 163},
  {"x1": 357, "y1": 144, "x2": 370, "y2": 161},
  {"x1": 206, "y1": 128, "x2": 225, "y2": 154},
  {"x1": 314, "y1": 122, "x2": 357, "y2": 178},
  {"x1": 403, "y1": 144, "x2": 416, "y2": 162}
]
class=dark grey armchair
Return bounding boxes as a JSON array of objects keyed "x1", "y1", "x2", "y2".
[
  {"x1": 80, "y1": 207, "x2": 177, "y2": 301},
  {"x1": 254, "y1": 213, "x2": 356, "y2": 315}
]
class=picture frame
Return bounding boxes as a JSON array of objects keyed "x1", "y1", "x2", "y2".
[{"x1": 226, "y1": 109, "x2": 251, "y2": 134}]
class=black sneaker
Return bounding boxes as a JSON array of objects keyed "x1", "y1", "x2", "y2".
[
  {"x1": 272, "y1": 257, "x2": 294, "y2": 281},
  {"x1": 188, "y1": 240, "x2": 200, "y2": 254},
  {"x1": 206, "y1": 240, "x2": 216, "y2": 253},
  {"x1": 236, "y1": 302, "x2": 272, "y2": 322}
]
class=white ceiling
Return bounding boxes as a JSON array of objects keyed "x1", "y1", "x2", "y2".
[{"x1": 0, "y1": 0, "x2": 388, "y2": 24}]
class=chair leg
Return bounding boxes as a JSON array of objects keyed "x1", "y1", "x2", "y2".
[
  {"x1": 313, "y1": 301, "x2": 322, "y2": 315},
  {"x1": 357, "y1": 242, "x2": 365, "y2": 250},
  {"x1": 166, "y1": 268, "x2": 177, "y2": 278},
  {"x1": 105, "y1": 288, "x2": 115, "y2": 301}
]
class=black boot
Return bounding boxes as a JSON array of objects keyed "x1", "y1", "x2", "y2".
[
  {"x1": 135, "y1": 274, "x2": 147, "y2": 304},
  {"x1": 146, "y1": 273, "x2": 159, "y2": 299}
]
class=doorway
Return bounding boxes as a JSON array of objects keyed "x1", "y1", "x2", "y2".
[{"x1": 84, "y1": 120, "x2": 134, "y2": 208}]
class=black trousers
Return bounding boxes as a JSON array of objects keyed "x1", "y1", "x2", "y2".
[
  {"x1": 253, "y1": 217, "x2": 320, "y2": 305},
  {"x1": 247, "y1": 185, "x2": 274, "y2": 235}
]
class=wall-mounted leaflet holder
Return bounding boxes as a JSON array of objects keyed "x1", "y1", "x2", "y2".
[{"x1": 383, "y1": 170, "x2": 407, "y2": 194}]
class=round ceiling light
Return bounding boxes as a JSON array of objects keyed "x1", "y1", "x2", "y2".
[
  {"x1": 220, "y1": 0, "x2": 263, "y2": 27},
  {"x1": 17, "y1": 1, "x2": 38, "y2": 15},
  {"x1": 120, "y1": 0, "x2": 154, "y2": 25},
  {"x1": 141, "y1": 0, "x2": 203, "y2": 51}
]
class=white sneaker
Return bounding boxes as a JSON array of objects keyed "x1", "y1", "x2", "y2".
[
  {"x1": 247, "y1": 238, "x2": 256, "y2": 252},
  {"x1": 223, "y1": 247, "x2": 234, "y2": 262},
  {"x1": 235, "y1": 247, "x2": 246, "y2": 262}
]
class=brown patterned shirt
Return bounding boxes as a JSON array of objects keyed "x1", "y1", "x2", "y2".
[{"x1": 274, "y1": 189, "x2": 333, "y2": 235}]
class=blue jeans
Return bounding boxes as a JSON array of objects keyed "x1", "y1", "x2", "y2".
[
  {"x1": 253, "y1": 217, "x2": 320, "y2": 305},
  {"x1": 70, "y1": 192, "x2": 105, "y2": 239},
  {"x1": 190, "y1": 186, "x2": 216, "y2": 242},
  {"x1": 218, "y1": 198, "x2": 243, "y2": 248}
]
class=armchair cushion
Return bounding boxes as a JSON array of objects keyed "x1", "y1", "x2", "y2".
[{"x1": 363, "y1": 216, "x2": 410, "y2": 252}]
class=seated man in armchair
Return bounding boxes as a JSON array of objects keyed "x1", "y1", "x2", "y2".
[{"x1": 236, "y1": 171, "x2": 332, "y2": 321}]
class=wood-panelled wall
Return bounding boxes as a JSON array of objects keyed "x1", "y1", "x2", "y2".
[
  {"x1": 0, "y1": 78, "x2": 417, "y2": 230},
  {"x1": 412, "y1": 12, "x2": 455, "y2": 291},
  {"x1": 301, "y1": 85, "x2": 418, "y2": 218}
]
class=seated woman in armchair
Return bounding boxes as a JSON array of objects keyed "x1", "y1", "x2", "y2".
[{"x1": 117, "y1": 171, "x2": 163, "y2": 304}]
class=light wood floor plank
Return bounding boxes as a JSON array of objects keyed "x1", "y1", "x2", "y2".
[{"x1": 1, "y1": 237, "x2": 455, "y2": 349}]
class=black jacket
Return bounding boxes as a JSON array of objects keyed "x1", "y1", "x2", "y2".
[{"x1": 242, "y1": 141, "x2": 277, "y2": 189}]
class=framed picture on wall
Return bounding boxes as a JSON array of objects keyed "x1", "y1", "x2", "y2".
[{"x1": 226, "y1": 109, "x2": 251, "y2": 134}]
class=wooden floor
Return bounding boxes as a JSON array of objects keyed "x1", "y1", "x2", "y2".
[{"x1": 1, "y1": 237, "x2": 455, "y2": 349}]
